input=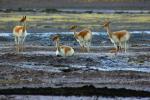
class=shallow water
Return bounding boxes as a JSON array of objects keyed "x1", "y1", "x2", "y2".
[{"x1": 1, "y1": 31, "x2": 150, "y2": 37}]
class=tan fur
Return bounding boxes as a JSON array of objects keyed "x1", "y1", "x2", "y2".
[
  {"x1": 13, "y1": 26, "x2": 26, "y2": 35},
  {"x1": 61, "y1": 46, "x2": 71, "y2": 55},
  {"x1": 112, "y1": 31, "x2": 127, "y2": 40}
]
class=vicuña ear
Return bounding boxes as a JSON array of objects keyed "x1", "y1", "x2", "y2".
[{"x1": 52, "y1": 35, "x2": 60, "y2": 41}]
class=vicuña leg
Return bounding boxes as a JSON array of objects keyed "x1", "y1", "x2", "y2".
[
  {"x1": 86, "y1": 41, "x2": 91, "y2": 52},
  {"x1": 109, "y1": 43, "x2": 118, "y2": 53},
  {"x1": 21, "y1": 36, "x2": 26, "y2": 52}
]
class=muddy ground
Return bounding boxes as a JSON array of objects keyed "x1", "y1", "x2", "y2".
[
  {"x1": 0, "y1": 46, "x2": 149, "y2": 90},
  {"x1": 0, "y1": 33, "x2": 149, "y2": 97}
]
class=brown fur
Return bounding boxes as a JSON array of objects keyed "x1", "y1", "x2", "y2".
[
  {"x1": 70, "y1": 25, "x2": 90, "y2": 39},
  {"x1": 14, "y1": 26, "x2": 25, "y2": 33},
  {"x1": 61, "y1": 46, "x2": 71, "y2": 54},
  {"x1": 77, "y1": 30, "x2": 89, "y2": 38},
  {"x1": 112, "y1": 31, "x2": 126, "y2": 40}
]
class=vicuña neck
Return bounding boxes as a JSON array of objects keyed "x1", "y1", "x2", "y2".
[
  {"x1": 23, "y1": 22, "x2": 27, "y2": 30},
  {"x1": 106, "y1": 25, "x2": 112, "y2": 37},
  {"x1": 73, "y1": 30, "x2": 77, "y2": 35},
  {"x1": 56, "y1": 41, "x2": 60, "y2": 51}
]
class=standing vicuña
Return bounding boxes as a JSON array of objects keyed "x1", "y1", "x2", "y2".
[
  {"x1": 52, "y1": 35, "x2": 74, "y2": 57},
  {"x1": 70, "y1": 25, "x2": 92, "y2": 52},
  {"x1": 13, "y1": 16, "x2": 28, "y2": 52},
  {"x1": 102, "y1": 20, "x2": 130, "y2": 53}
]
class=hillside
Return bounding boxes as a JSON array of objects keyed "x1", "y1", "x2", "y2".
[{"x1": 0, "y1": 0, "x2": 149, "y2": 10}]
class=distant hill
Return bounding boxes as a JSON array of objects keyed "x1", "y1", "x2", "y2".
[{"x1": 0, "y1": 0, "x2": 149, "y2": 10}]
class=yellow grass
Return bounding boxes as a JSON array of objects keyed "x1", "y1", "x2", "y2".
[{"x1": 0, "y1": 12, "x2": 149, "y2": 31}]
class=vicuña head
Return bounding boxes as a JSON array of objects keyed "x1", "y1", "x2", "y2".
[
  {"x1": 69, "y1": 25, "x2": 78, "y2": 31},
  {"x1": 52, "y1": 35, "x2": 60, "y2": 42},
  {"x1": 102, "y1": 19, "x2": 111, "y2": 28},
  {"x1": 52, "y1": 35, "x2": 74, "y2": 57},
  {"x1": 20, "y1": 16, "x2": 26, "y2": 23},
  {"x1": 101, "y1": 19, "x2": 130, "y2": 53},
  {"x1": 69, "y1": 25, "x2": 92, "y2": 52}
]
